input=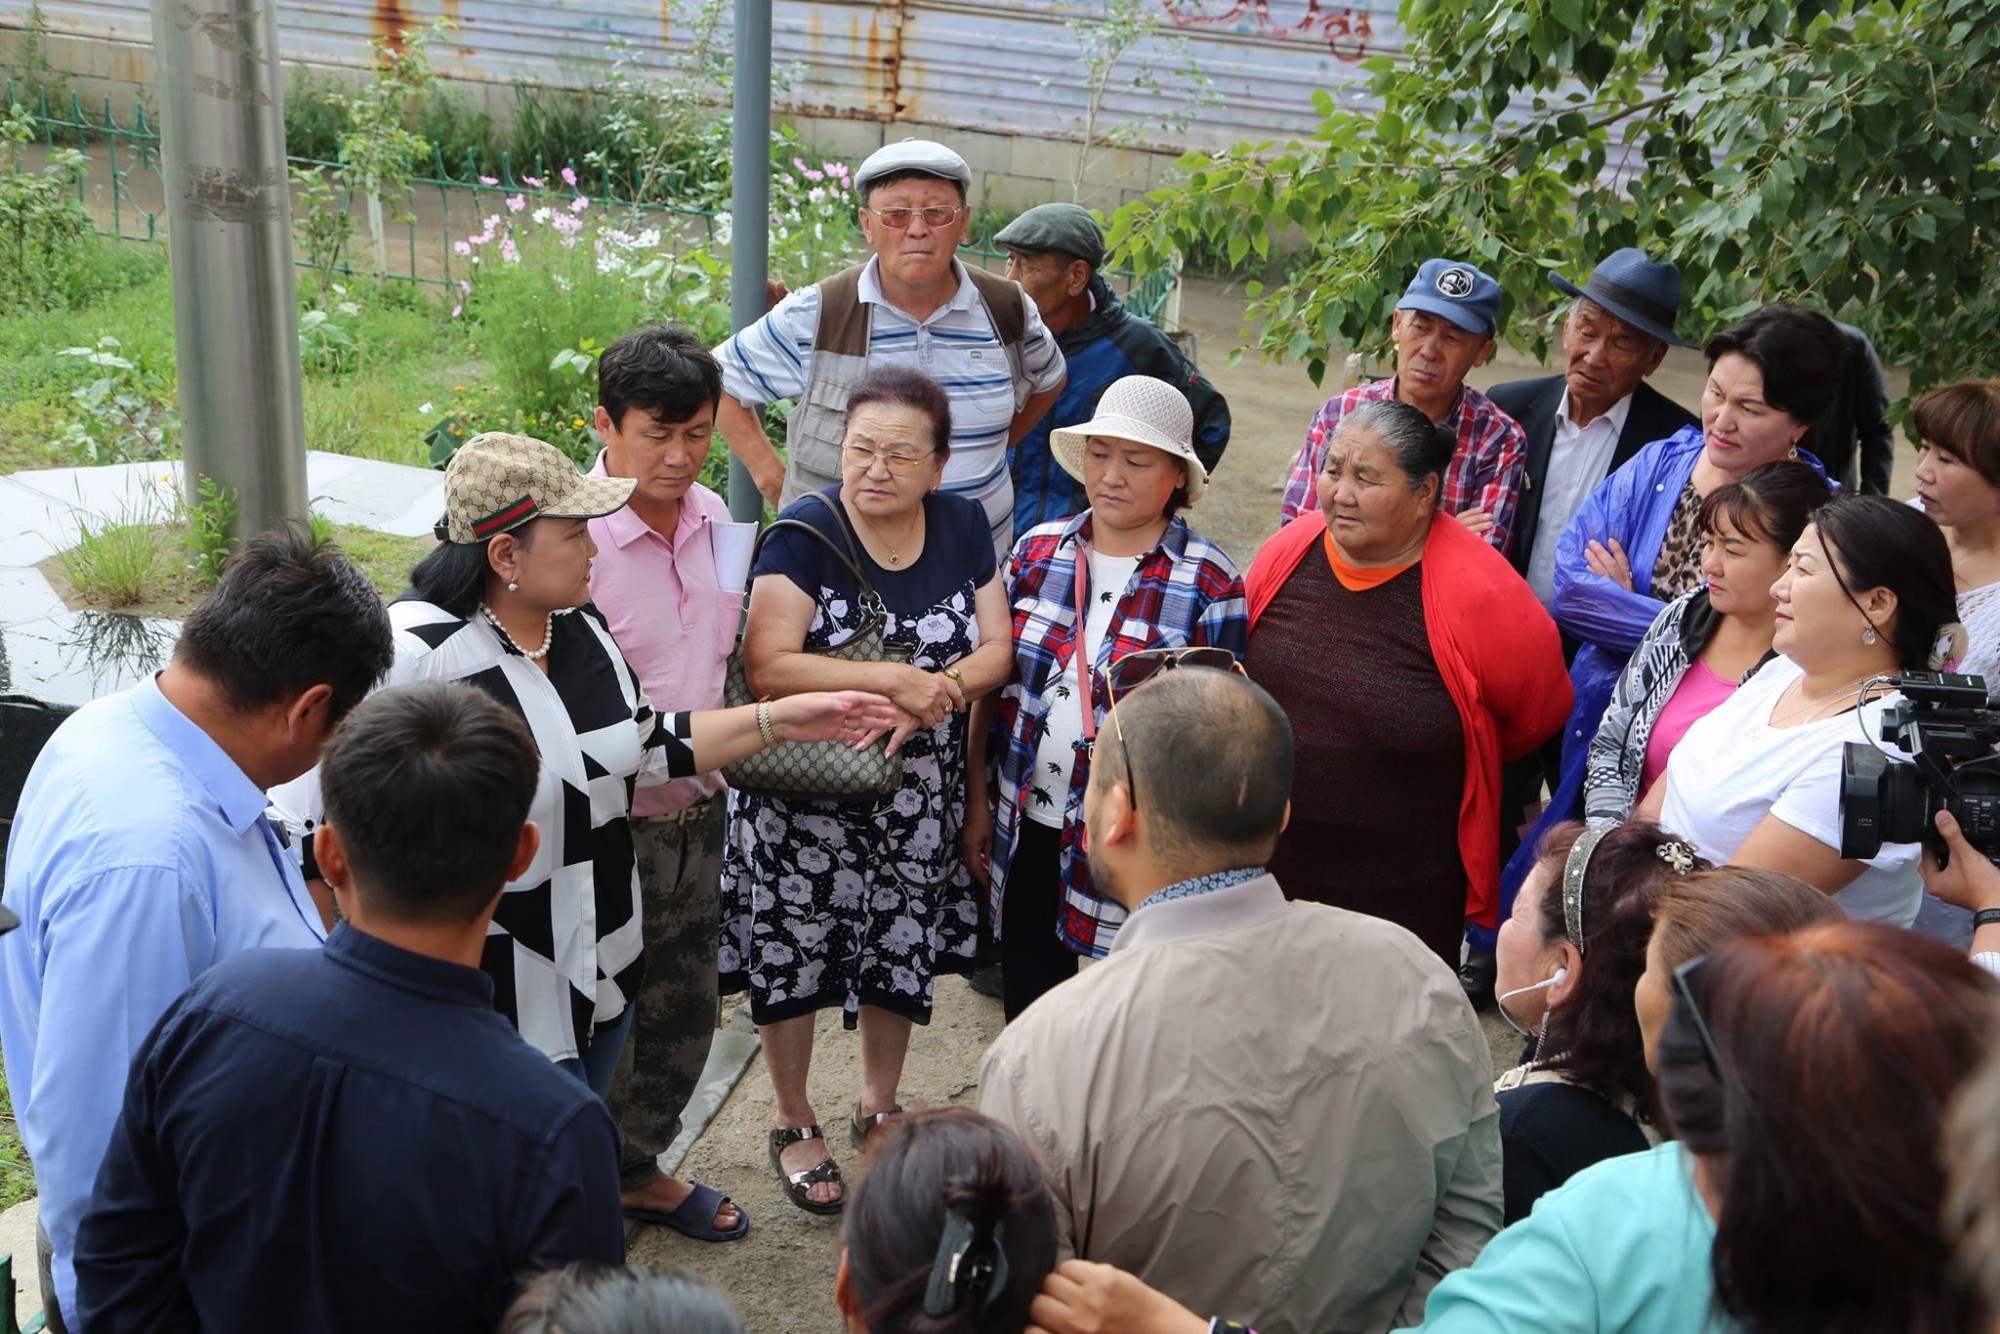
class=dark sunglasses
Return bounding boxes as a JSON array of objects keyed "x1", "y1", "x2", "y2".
[
  {"x1": 1103, "y1": 647, "x2": 1244, "y2": 704},
  {"x1": 1671, "y1": 954, "x2": 1723, "y2": 1079}
]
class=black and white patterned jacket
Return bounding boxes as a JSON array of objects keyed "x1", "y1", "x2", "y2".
[{"x1": 1582, "y1": 588, "x2": 1772, "y2": 823}]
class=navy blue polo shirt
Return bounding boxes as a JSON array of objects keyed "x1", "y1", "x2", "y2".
[{"x1": 74, "y1": 924, "x2": 623, "y2": 1333}]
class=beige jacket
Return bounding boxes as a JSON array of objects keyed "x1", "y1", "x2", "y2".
[{"x1": 978, "y1": 874, "x2": 1501, "y2": 1334}]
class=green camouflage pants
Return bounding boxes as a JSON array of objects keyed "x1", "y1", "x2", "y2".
[{"x1": 608, "y1": 798, "x2": 725, "y2": 1189}]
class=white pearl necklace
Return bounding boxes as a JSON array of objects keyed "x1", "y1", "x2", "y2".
[{"x1": 480, "y1": 603, "x2": 562, "y2": 660}]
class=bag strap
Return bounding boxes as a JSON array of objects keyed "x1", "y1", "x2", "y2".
[
  {"x1": 1073, "y1": 541, "x2": 1096, "y2": 743},
  {"x1": 750, "y1": 492, "x2": 885, "y2": 609}
]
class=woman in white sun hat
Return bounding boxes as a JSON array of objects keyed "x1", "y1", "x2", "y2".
[{"x1": 966, "y1": 374, "x2": 1248, "y2": 1019}]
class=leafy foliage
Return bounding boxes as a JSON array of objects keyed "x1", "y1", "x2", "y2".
[
  {"x1": 0, "y1": 101, "x2": 91, "y2": 315},
  {"x1": 48, "y1": 335, "x2": 175, "y2": 463},
  {"x1": 1055, "y1": 0, "x2": 1216, "y2": 201},
  {"x1": 1110, "y1": 0, "x2": 2000, "y2": 395}
]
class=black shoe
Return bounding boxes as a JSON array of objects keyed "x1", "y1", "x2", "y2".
[
  {"x1": 1459, "y1": 944, "x2": 1497, "y2": 1012},
  {"x1": 968, "y1": 962, "x2": 1004, "y2": 1000}
]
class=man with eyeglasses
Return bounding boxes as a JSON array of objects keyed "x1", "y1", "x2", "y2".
[
  {"x1": 979, "y1": 666, "x2": 1501, "y2": 1334},
  {"x1": 712, "y1": 139, "x2": 1067, "y2": 560}
]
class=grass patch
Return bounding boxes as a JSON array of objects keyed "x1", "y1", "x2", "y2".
[
  {"x1": 56, "y1": 511, "x2": 169, "y2": 607},
  {"x1": 42, "y1": 519, "x2": 433, "y2": 618},
  {"x1": 0, "y1": 1060, "x2": 31, "y2": 1212}
]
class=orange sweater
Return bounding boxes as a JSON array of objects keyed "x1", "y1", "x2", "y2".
[{"x1": 1246, "y1": 513, "x2": 1572, "y2": 929}]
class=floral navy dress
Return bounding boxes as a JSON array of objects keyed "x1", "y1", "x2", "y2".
[{"x1": 719, "y1": 487, "x2": 995, "y2": 1028}]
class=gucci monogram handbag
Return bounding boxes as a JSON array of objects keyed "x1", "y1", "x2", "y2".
[{"x1": 722, "y1": 493, "x2": 910, "y2": 802}]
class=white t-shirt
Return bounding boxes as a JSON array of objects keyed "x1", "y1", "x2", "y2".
[
  {"x1": 1027, "y1": 550, "x2": 1140, "y2": 828},
  {"x1": 1660, "y1": 654, "x2": 1922, "y2": 925}
]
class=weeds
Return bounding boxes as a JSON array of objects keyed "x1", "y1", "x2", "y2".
[
  {"x1": 57, "y1": 505, "x2": 167, "y2": 607},
  {"x1": 48, "y1": 334, "x2": 176, "y2": 463},
  {"x1": 183, "y1": 474, "x2": 235, "y2": 586}
]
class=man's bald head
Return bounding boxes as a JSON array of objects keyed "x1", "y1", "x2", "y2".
[{"x1": 1096, "y1": 668, "x2": 1293, "y2": 875}]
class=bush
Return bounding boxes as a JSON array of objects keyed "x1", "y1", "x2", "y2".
[
  {"x1": 415, "y1": 86, "x2": 499, "y2": 175},
  {"x1": 0, "y1": 101, "x2": 93, "y2": 315},
  {"x1": 283, "y1": 67, "x2": 351, "y2": 162}
]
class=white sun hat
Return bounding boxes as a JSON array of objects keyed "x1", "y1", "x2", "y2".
[{"x1": 1048, "y1": 375, "x2": 1209, "y2": 505}]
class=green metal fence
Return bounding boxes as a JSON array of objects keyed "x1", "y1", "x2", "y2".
[{"x1": 5, "y1": 80, "x2": 1176, "y2": 322}]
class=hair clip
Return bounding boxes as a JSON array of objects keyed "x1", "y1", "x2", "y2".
[
  {"x1": 922, "y1": 1208, "x2": 1009, "y2": 1319},
  {"x1": 1656, "y1": 841, "x2": 1696, "y2": 874}
]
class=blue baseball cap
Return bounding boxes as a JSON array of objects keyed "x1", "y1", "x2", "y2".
[{"x1": 1395, "y1": 258, "x2": 1501, "y2": 336}]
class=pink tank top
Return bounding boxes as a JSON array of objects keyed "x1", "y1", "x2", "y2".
[{"x1": 1642, "y1": 658, "x2": 1740, "y2": 792}]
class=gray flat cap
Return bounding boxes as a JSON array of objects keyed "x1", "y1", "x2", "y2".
[
  {"x1": 994, "y1": 202, "x2": 1105, "y2": 269},
  {"x1": 853, "y1": 138, "x2": 972, "y2": 196}
]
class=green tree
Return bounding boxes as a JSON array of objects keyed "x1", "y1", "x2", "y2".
[
  {"x1": 339, "y1": 21, "x2": 446, "y2": 275},
  {"x1": 1110, "y1": 0, "x2": 1999, "y2": 396}
]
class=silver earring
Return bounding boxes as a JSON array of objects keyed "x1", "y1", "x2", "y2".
[
  {"x1": 507, "y1": 581, "x2": 519, "y2": 593},
  {"x1": 1862, "y1": 627, "x2": 1877, "y2": 646}
]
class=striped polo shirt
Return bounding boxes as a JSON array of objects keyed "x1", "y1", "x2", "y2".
[{"x1": 714, "y1": 256, "x2": 1066, "y2": 552}]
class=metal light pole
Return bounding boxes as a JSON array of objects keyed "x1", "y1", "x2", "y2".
[
  {"x1": 726, "y1": 0, "x2": 773, "y2": 524},
  {"x1": 150, "y1": 0, "x2": 308, "y2": 539}
]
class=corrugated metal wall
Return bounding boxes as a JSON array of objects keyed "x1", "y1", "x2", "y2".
[{"x1": 6, "y1": 1, "x2": 1397, "y2": 150}]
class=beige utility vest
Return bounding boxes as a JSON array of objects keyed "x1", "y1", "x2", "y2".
[{"x1": 779, "y1": 262, "x2": 1031, "y2": 505}]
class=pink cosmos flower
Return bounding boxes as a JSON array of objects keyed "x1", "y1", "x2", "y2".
[
  {"x1": 561, "y1": 166, "x2": 578, "y2": 187},
  {"x1": 570, "y1": 196, "x2": 590, "y2": 213},
  {"x1": 452, "y1": 240, "x2": 472, "y2": 255},
  {"x1": 478, "y1": 175, "x2": 498, "y2": 186},
  {"x1": 458, "y1": 279, "x2": 471, "y2": 295},
  {"x1": 521, "y1": 174, "x2": 544, "y2": 189},
  {"x1": 505, "y1": 194, "x2": 526, "y2": 213},
  {"x1": 450, "y1": 304, "x2": 463, "y2": 318}
]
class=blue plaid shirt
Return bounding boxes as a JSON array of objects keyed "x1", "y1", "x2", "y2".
[{"x1": 990, "y1": 510, "x2": 1247, "y2": 957}]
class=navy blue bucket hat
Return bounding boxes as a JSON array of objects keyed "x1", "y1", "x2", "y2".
[{"x1": 1550, "y1": 248, "x2": 1694, "y2": 348}]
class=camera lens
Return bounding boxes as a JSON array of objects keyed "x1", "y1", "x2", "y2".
[{"x1": 1839, "y1": 743, "x2": 1889, "y2": 860}]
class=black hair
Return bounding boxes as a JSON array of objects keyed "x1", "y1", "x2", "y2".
[
  {"x1": 1098, "y1": 667, "x2": 1292, "y2": 869},
  {"x1": 502, "y1": 1265, "x2": 743, "y2": 1334},
  {"x1": 174, "y1": 524, "x2": 392, "y2": 726},
  {"x1": 843, "y1": 1108, "x2": 1057, "y2": 1334},
  {"x1": 1810, "y1": 494, "x2": 1958, "y2": 671},
  {"x1": 847, "y1": 366, "x2": 954, "y2": 460},
  {"x1": 1701, "y1": 304, "x2": 1846, "y2": 428},
  {"x1": 1528, "y1": 821, "x2": 1709, "y2": 1126},
  {"x1": 408, "y1": 524, "x2": 535, "y2": 620},
  {"x1": 597, "y1": 325, "x2": 723, "y2": 432},
  {"x1": 1697, "y1": 459, "x2": 1833, "y2": 556},
  {"x1": 1340, "y1": 398, "x2": 1455, "y2": 506},
  {"x1": 862, "y1": 169, "x2": 967, "y2": 206},
  {"x1": 319, "y1": 683, "x2": 540, "y2": 922}
]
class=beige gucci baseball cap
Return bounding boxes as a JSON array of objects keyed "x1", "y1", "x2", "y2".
[{"x1": 441, "y1": 432, "x2": 636, "y2": 544}]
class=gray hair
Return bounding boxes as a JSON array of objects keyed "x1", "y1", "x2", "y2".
[{"x1": 1338, "y1": 399, "x2": 1455, "y2": 505}]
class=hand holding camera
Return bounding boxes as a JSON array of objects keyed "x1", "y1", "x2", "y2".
[{"x1": 1920, "y1": 808, "x2": 2000, "y2": 914}]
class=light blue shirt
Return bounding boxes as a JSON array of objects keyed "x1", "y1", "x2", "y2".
[
  {"x1": 1401, "y1": 1141, "x2": 1726, "y2": 1333},
  {"x1": 0, "y1": 675, "x2": 325, "y2": 1316}
]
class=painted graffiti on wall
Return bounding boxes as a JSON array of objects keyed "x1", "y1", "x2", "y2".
[{"x1": 1159, "y1": 1, "x2": 1373, "y2": 61}]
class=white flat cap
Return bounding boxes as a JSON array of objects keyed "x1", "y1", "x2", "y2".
[{"x1": 853, "y1": 138, "x2": 972, "y2": 196}]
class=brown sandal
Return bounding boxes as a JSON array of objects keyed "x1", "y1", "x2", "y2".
[
  {"x1": 849, "y1": 1102, "x2": 905, "y2": 1151},
  {"x1": 769, "y1": 1124, "x2": 844, "y2": 1215}
]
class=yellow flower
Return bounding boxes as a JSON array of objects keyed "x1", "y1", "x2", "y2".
[
  {"x1": 570, "y1": 418, "x2": 585, "y2": 428},
  {"x1": 453, "y1": 384, "x2": 466, "y2": 393}
]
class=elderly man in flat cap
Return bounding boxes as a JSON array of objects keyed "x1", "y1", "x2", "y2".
[
  {"x1": 712, "y1": 138, "x2": 1067, "y2": 559},
  {"x1": 996, "y1": 202, "x2": 1231, "y2": 539}
]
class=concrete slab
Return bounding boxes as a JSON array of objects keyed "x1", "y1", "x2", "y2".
[
  {"x1": 1, "y1": 1196, "x2": 42, "y2": 1330},
  {"x1": 303, "y1": 451, "x2": 443, "y2": 539}
]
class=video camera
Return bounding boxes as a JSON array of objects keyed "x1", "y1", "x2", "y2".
[{"x1": 1841, "y1": 672, "x2": 2000, "y2": 867}]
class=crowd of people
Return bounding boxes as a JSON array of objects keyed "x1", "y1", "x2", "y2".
[{"x1": 2, "y1": 131, "x2": 1999, "y2": 1334}]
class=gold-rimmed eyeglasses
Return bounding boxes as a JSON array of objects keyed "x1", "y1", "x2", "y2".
[
  {"x1": 842, "y1": 442, "x2": 937, "y2": 475},
  {"x1": 861, "y1": 204, "x2": 966, "y2": 230}
]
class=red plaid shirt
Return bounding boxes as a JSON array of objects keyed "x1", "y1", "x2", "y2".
[
  {"x1": 991, "y1": 512, "x2": 1246, "y2": 957},
  {"x1": 1278, "y1": 376, "x2": 1528, "y2": 552}
]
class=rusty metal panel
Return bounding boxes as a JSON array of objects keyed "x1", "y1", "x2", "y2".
[
  {"x1": 899, "y1": 0, "x2": 1400, "y2": 148},
  {"x1": 9, "y1": 0, "x2": 1393, "y2": 144}
]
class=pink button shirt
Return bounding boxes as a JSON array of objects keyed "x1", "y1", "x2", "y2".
[{"x1": 586, "y1": 461, "x2": 741, "y2": 816}]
